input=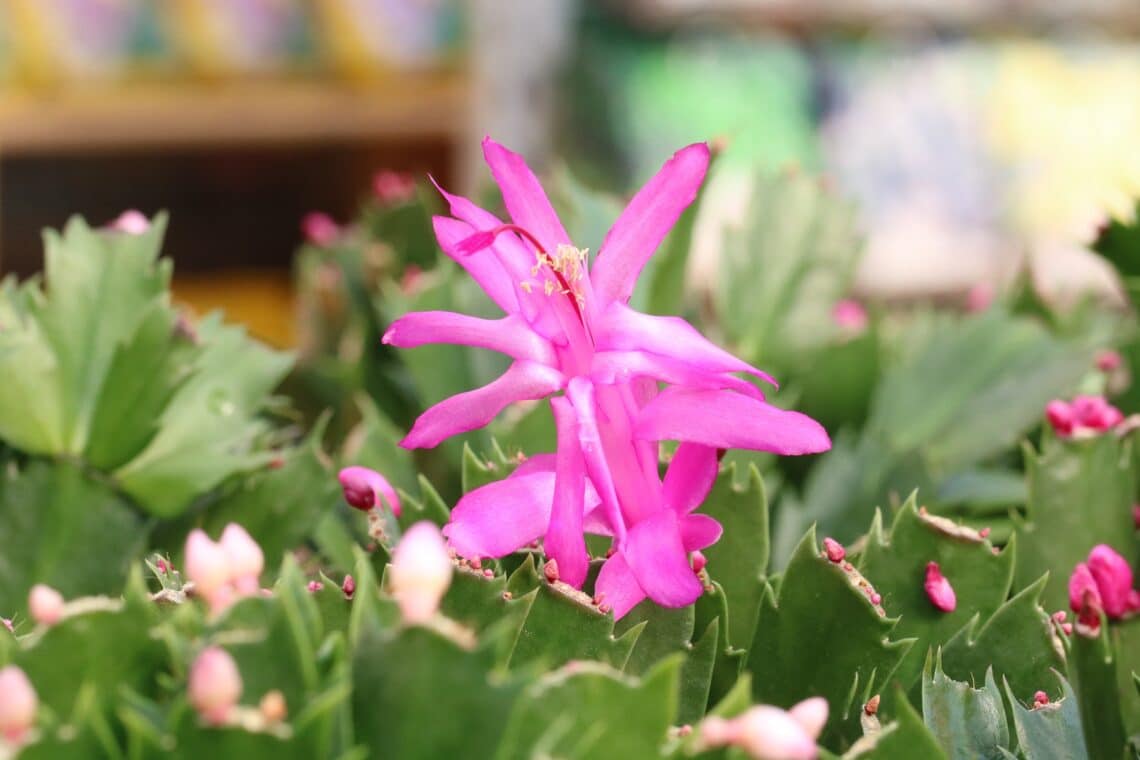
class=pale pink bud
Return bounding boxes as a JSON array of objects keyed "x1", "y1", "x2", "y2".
[
  {"x1": 965, "y1": 281, "x2": 995, "y2": 313},
  {"x1": 301, "y1": 212, "x2": 340, "y2": 247},
  {"x1": 220, "y1": 524, "x2": 264, "y2": 596},
  {"x1": 1086, "y1": 544, "x2": 1134, "y2": 619},
  {"x1": 691, "y1": 551, "x2": 708, "y2": 574},
  {"x1": 924, "y1": 562, "x2": 957, "y2": 612},
  {"x1": 787, "y1": 697, "x2": 829, "y2": 740},
  {"x1": 28, "y1": 584, "x2": 64, "y2": 626},
  {"x1": 184, "y1": 530, "x2": 230, "y2": 598},
  {"x1": 390, "y1": 522, "x2": 452, "y2": 624},
  {"x1": 706, "y1": 705, "x2": 821, "y2": 760},
  {"x1": 1096, "y1": 350, "x2": 1123, "y2": 372},
  {"x1": 338, "y1": 466, "x2": 401, "y2": 516},
  {"x1": 0, "y1": 666, "x2": 37, "y2": 744},
  {"x1": 259, "y1": 690, "x2": 287, "y2": 724},
  {"x1": 189, "y1": 647, "x2": 242, "y2": 725},
  {"x1": 832, "y1": 299, "x2": 868, "y2": 332},
  {"x1": 108, "y1": 209, "x2": 150, "y2": 235}
]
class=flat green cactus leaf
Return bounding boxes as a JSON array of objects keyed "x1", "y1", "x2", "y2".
[
  {"x1": 1111, "y1": 619, "x2": 1140, "y2": 735},
  {"x1": 693, "y1": 580, "x2": 747, "y2": 708},
  {"x1": 921, "y1": 658, "x2": 1009, "y2": 760},
  {"x1": 396, "y1": 475, "x2": 452, "y2": 530},
  {"x1": 845, "y1": 687, "x2": 947, "y2": 759},
  {"x1": 1069, "y1": 620, "x2": 1128, "y2": 759},
  {"x1": 352, "y1": 624, "x2": 522, "y2": 759},
  {"x1": 679, "y1": 618, "x2": 720, "y2": 726},
  {"x1": 1015, "y1": 433, "x2": 1136, "y2": 614},
  {"x1": 700, "y1": 464, "x2": 769, "y2": 655},
  {"x1": 615, "y1": 600, "x2": 694, "y2": 676},
  {"x1": 493, "y1": 656, "x2": 681, "y2": 760},
  {"x1": 0, "y1": 458, "x2": 147, "y2": 614},
  {"x1": 311, "y1": 572, "x2": 352, "y2": 636},
  {"x1": 746, "y1": 528, "x2": 915, "y2": 746},
  {"x1": 505, "y1": 556, "x2": 643, "y2": 670},
  {"x1": 1004, "y1": 673, "x2": 1088, "y2": 760},
  {"x1": 440, "y1": 565, "x2": 513, "y2": 634},
  {"x1": 18, "y1": 682, "x2": 124, "y2": 759},
  {"x1": 857, "y1": 497, "x2": 1014, "y2": 689},
  {"x1": 940, "y1": 575, "x2": 1066, "y2": 706},
  {"x1": 461, "y1": 441, "x2": 511, "y2": 494}
]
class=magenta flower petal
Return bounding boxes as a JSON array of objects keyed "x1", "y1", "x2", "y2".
[
  {"x1": 443, "y1": 471, "x2": 554, "y2": 558},
  {"x1": 482, "y1": 137, "x2": 572, "y2": 252},
  {"x1": 590, "y1": 350, "x2": 764, "y2": 400},
  {"x1": 591, "y1": 143, "x2": 710, "y2": 306},
  {"x1": 635, "y1": 388, "x2": 831, "y2": 455},
  {"x1": 544, "y1": 398, "x2": 590, "y2": 588},
  {"x1": 382, "y1": 311, "x2": 555, "y2": 364},
  {"x1": 567, "y1": 378, "x2": 628, "y2": 541},
  {"x1": 433, "y1": 216, "x2": 518, "y2": 313},
  {"x1": 596, "y1": 551, "x2": 647, "y2": 620},
  {"x1": 1087, "y1": 544, "x2": 1134, "y2": 618},
  {"x1": 624, "y1": 508, "x2": 704, "y2": 609},
  {"x1": 680, "y1": 514, "x2": 723, "y2": 551},
  {"x1": 402, "y1": 361, "x2": 565, "y2": 449},
  {"x1": 662, "y1": 443, "x2": 719, "y2": 514},
  {"x1": 595, "y1": 301, "x2": 777, "y2": 386}
]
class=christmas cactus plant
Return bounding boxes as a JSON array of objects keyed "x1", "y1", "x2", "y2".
[{"x1": 1, "y1": 142, "x2": 1139, "y2": 759}]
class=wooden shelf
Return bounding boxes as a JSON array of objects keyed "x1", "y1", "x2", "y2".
[{"x1": 0, "y1": 72, "x2": 468, "y2": 156}]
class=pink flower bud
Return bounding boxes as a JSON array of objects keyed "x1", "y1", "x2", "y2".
[
  {"x1": 1086, "y1": 544, "x2": 1134, "y2": 618},
  {"x1": 691, "y1": 551, "x2": 708, "y2": 574},
  {"x1": 184, "y1": 530, "x2": 230, "y2": 598},
  {"x1": 832, "y1": 299, "x2": 868, "y2": 332},
  {"x1": 924, "y1": 562, "x2": 957, "y2": 612},
  {"x1": 220, "y1": 524, "x2": 264, "y2": 596},
  {"x1": 301, "y1": 212, "x2": 340, "y2": 247},
  {"x1": 822, "y1": 537, "x2": 845, "y2": 563},
  {"x1": 1096, "y1": 350, "x2": 1123, "y2": 372},
  {"x1": 338, "y1": 466, "x2": 401, "y2": 516},
  {"x1": 1045, "y1": 400, "x2": 1075, "y2": 436},
  {"x1": 259, "y1": 690, "x2": 287, "y2": 724},
  {"x1": 108, "y1": 209, "x2": 150, "y2": 235},
  {"x1": 28, "y1": 584, "x2": 64, "y2": 626},
  {"x1": 0, "y1": 666, "x2": 37, "y2": 744},
  {"x1": 1069, "y1": 562, "x2": 1103, "y2": 627},
  {"x1": 189, "y1": 647, "x2": 242, "y2": 725},
  {"x1": 787, "y1": 697, "x2": 829, "y2": 739},
  {"x1": 342, "y1": 574, "x2": 356, "y2": 598},
  {"x1": 372, "y1": 170, "x2": 416, "y2": 205},
  {"x1": 965, "y1": 281, "x2": 994, "y2": 313},
  {"x1": 1033, "y1": 690, "x2": 1049, "y2": 707},
  {"x1": 390, "y1": 522, "x2": 452, "y2": 624},
  {"x1": 703, "y1": 704, "x2": 822, "y2": 760},
  {"x1": 1071, "y1": 396, "x2": 1124, "y2": 431}
]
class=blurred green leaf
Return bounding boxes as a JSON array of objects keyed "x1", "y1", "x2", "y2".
[{"x1": 921, "y1": 659, "x2": 1009, "y2": 760}]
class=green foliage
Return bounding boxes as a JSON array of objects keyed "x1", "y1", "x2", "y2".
[
  {"x1": 1005, "y1": 674, "x2": 1088, "y2": 760},
  {"x1": 922, "y1": 660, "x2": 1009, "y2": 760}
]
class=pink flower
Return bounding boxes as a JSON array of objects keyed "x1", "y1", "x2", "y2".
[
  {"x1": 389, "y1": 522, "x2": 452, "y2": 623},
  {"x1": 1045, "y1": 396, "x2": 1123, "y2": 438},
  {"x1": 384, "y1": 138, "x2": 830, "y2": 619},
  {"x1": 1069, "y1": 545, "x2": 1139, "y2": 624},
  {"x1": 699, "y1": 697, "x2": 827, "y2": 759},
  {"x1": 301, "y1": 212, "x2": 340, "y2": 246},
  {"x1": 0, "y1": 666, "x2": 37, "y2": 745},
  {"x1": 832, "y1": 299, "x2": 868, "y2": 332},
  {"x1": 338, "y1": 466, "x2": 401, "y2": 515},
  {"x1": 189, "y1": 647, "x2": 242, "y2": 725},
  {"x1": 28, "y1": 584, "x2": 64, "y2": 626},
  {"x1": 924, "y1": 562, "x2": 956, "y2": 612},
  {"x1": 107, "y1": 209, "x2": 150, "y2": 235},
  {"x1": 373, "y1": 170, "x2": 416, "y2": 205}
]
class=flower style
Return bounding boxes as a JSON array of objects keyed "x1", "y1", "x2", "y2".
[{"x1": 385, "y1": 138, "x2": 830, "y2": 618}]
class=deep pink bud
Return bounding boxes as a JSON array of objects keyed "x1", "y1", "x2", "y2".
[
  {"x1": 1069, "y1": 562, "x2": 1103, "y2": 624},
  {"x1": 0, "y1": 666, "x2": 37, "y2": 744},
  {"x1": 1096, "y1": 350, "x2": 1123, "y2": 372},
  {"x1": 189, "y1": 647, "x2": 242, "y2": 725},
  {"x1": 822, "y1": 537, "x2": 845, "y2": 563},
  {"x1": 832, "y1": 299, "x2": 868, "y2": 332},
  {"x1": 1033, "y1": 690, "x2": 1048, "y2": 707},
  {"x1": 28, "y1": 584, "x2": 64, "y2": 626},
  {"x1": 691, "y1": 550, "x2": 708, "y2": 574},
  {"x1": 924, "y1": 562, "x2": 956, "y2": 612},
  {"x1": 342, "y1": 574, "x2": 356, "y2": 598},
  {"x1": 1071, "y1": 396, "x2": 1123, "y2": 431},
  {"x1": 1086, "y1": 544, "x2": 1134, "y2": 618},
  {"x1": 372, "y1": 170, "x2": 416, "y2": 205},
  {"x1": 220, "y1": 524, "x2": 264, "y2": 596},
  {"x1": 390, "y1": 522, "x2": 452, "y2": 623},
  {"x1": 338, "y1": 466, "x2": 402, "y2": 515},
  {"x1": 108, "y1": 209, "x2": 150, "y2": 235},
  {"x1": 1045, "y1": 400, "x2": 1075, "y2": 436},
  {"x1": 301, "y1": 212, "x2": 340, "y2": 247},
  {"x1": 184, "y1": 530, "x2": 230, "y2": 598}
]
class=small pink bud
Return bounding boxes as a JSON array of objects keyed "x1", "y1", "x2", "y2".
[
  {"x1": 307, "y1": 581, "x2": 323, "y2": 593},
  {"x1": 1096, "y1": 350, "x2": 1123, "y2": 372},
  {"x1": 400, "y1": 265, "x2": 424, "y2": 295},
  {"x1": 1062, "y1": 622, "x2": 1073, "y2": 635},
  {"x1": 1052, "y1": 610, "x2": 1067, "y2": 623},
  {"x1": 0, "y1": 666, "x2": 37, "y2": 744},
  {"x1": 863, "y1": 695, "x2": 880, "y2": 716},
  {"x1": 220, "y1": 524, "x2": 264, "y2": 596},
  {"x1": 28, "y1": 584, "x2": 64, "y2": 626},
  {"x1": 185, "y1": 530, "x2": 230, "y2": 599},
  {"x1": 342, "y1": 574, "x2": 356, "y2": 598},
  {"x1": 301, "y1": 212, "x2": 340, "y2": 247},
  {"x1": 1069, "y1": 562, "x2": 1104, "y2": 627},
  {"x1": 259, "y1": 690, "x2": 287, "y2": 724},
  {"x1": 1045, "y1": 400, "x2": 1075, "y2": 436},
  {"x1": 832, "y1": 299, "x2": 868, "y2": 332},
  {"x1": 156, "y1": 558, "x2": 169, "y2": 574},
  {"x1": 924, "y1": 562, "x2": 957, "y2": 612},
  {"x1": 965, "y1": 281, "x2": 995, "y2": 313},
  {"x1": 979, "y1": 527, "x2": 991, "y2": 538},
  {"x1": 372, "y1": 170, "x2": 416, "y2": 205},
  {"x1": 703, "y1": 703, "x2": 823, "y2": 760},
  {"x1": 1086, "y1": 544, "x2": 1134, "y2": 618},
  {"x1": 691, "y1": 550, "x2": 708, "y2": 573},
  {"x1": 189, "y1": 647, "x2": 242, "y2": 725},
  {"x1": 543, "y1": 558, "x2": 560, "y2": 584},
  {"x1": 337, "y1": 466, "x2": 401, "y2": 516},
  {"x1": 390, "y1": 522, "x2": 452, "y2": 624},
  {"x1": 822, "y1": 538, "x2": 845, "y2": 563},
  {"x1": 1033, "y1": 690, "x2": 1048, "y2": 707},
  {"x1": 870, "y1": 593, "x2": 882, "y2": 605},
  {"x1": 108, "y1": 209, "x2": 150, "y2": 235}
]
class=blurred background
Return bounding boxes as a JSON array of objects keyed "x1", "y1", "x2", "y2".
[{"x1": 0, "y1": 0, "x2": 1138, "y2": 346}]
